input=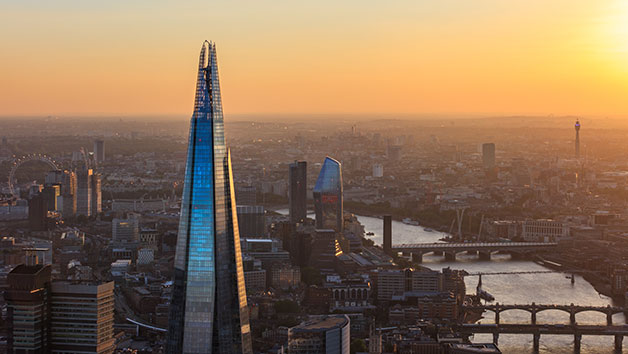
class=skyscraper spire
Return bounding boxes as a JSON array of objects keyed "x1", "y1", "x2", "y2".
[
  {"x1": 166, "y1": 41, "x2": 252, "y2": 354},
  {"x1": 575, "y1": 119, "x2": 581, "y2": 159}
]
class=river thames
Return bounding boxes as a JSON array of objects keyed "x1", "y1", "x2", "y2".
[
  {"x1": 275, "y1": 209, "x2": 624, "y2": 353},
  {"x1": 357, "y1": 214, "x2": 625, "y2": 354}
]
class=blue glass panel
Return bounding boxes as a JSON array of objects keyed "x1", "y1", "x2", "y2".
[
  {"x1": 167, "y1": 41, "x2": 252, "y2": 354},
  {"x1": 313, "y1": 157, "x2": 343, "y2": 232}
]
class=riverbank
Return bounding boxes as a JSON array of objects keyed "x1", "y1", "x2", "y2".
[{"x1": 535, "y1": 256, "x2": 623, "y2": 305}]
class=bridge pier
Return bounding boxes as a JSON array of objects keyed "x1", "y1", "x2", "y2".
[
  {"x1": 411, "y1": 252, "x2": 422, "y2": 264},
  {"x1": 492, "y1": 332, "x2": 499, "y2": 345},
  {"x1": 574, "y1": 333, "x2": 582, "y2": 353},
  {"x1": 533, "y1": 332, "x2": 540, "y2": 352},
  {"x1": 531, "y1": 311, "x2": 536, "y2": 325},
  {"x1": 495, "y1": 311, "x2": 500, "y2": 325},
  {"x1": 607, "y1": 311, "x2": 613, "y2": 326},
  {"x1": 478, "y1": 251, "x2": 491, "y2": 260},
  {"x1": 570, "y1": 305, "x2": 576, "y2": 326},
  {"x1": 614, "y1": 334, "x2": 623, "y2": 353},
  {"x1": 444, "y1": 251, "x2": 456, "y2": 261}
]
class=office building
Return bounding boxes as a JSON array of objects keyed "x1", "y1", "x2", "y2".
[
  {"x1": 289, "y1": 160, "x2": 307, "y2": 224},
  {"x1": 270, "y1": 265, "x2": 301, "y2": 290},
  {"x1": 166, "y1": 41, "x2": 252, "y2": 353},
  {"x1": 5, "y1": 263, "x2": 115, "y2": 354},
  {"x1": 94, "y1": 139, "x2": 105, "y2": 164},
  {"x1": 62, "y1": 170, "x2": 77, "y2": 217},
  {"x1": 29, "y1": 193, "x2": 48, "y2": 231},
  {"x1": 45, "y1": 170, "x2": 77, "y2": 217},
  {"x1": 522, "y1": 219, "x2": 569, "y2": 242},
  {"x1": 310, "y1": 229, "x2": 343, "y2": 272},
  {"x1": 50, "y1": 281, "x2": 115, "y2": 354},
  {"x1": 383, "y1": 215, "x2": 392, "y2": 255},
  {"x1": 5, "y1": 264, "x2": 52, "y2": 353},
  {"x1": 482, "y1": 143, "x2": 495, "y2": 169},
  {"x1": 374, "y1": 268, "x2": 440, "y2": 300},
  {"x1": 112, "y1": 214, "x2": 140, "y2": 243},
  {"x1": 288, "y1": 315, "x2": 350, "y2": 354},
  {"x1": 42, "y1": 184, "x2": 61, "y2": 212},
  {"x1": 244, "y1": 269, "x2": 267, "y2": 293},
  {"x1": 237, "y1": 205, "x2": 266, "y2": 238},
  {"x1": 236, "y1": 185, "x2": 257, "y2": 205},
  {"x1": 76, "y1": 168, "x2": 93, "y2": 216},
  {"x1": 91, "y1": 172, "x2": 102, "y2": 215},
  {"x1": 313, "y1": 157, "x2": 343, "y2": 232}
]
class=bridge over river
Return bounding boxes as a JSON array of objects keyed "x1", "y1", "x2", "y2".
[
  {"x1": 456, "y1": 323, "x2": 628, "y2": 353},
  {"x1": 391, "y1": 241, "x2": 557, "y2": 262}
]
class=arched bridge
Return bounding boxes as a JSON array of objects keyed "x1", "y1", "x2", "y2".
[
  {"x1": 392, "y1": 242, "x2": 557, "y2": 262},
  {"x1": 464, "y1": 302, "x2": 626, "y2": 326}
]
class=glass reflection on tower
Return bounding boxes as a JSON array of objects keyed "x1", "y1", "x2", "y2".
[
  {"x1": 313, "y1": 157, "x2": 343, "y2": 232},
  {"x1": 166, "y1": 41, "x2": 252, "y2": 354}
]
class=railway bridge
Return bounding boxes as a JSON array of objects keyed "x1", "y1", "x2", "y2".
[
  {"x1": 464, "y1": 302, "x2": 626, "y2": 326},
  {"x1": 391, "y1": 242, "x2": 557, "y2": 262},
  {"x1": 456, "y1": 323, "x2": 628, "y2": 353}
]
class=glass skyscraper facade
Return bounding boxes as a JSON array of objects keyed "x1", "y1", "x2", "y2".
[
  {"x1": 313, "y1": 157, "x2": 343, "y2": 232},
  {"x1": 166, "y1": 41, "x2": 252, "y2": 354}
]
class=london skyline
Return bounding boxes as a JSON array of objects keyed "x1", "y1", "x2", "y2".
[{"x1": 2, "y1": 0, "x2": 628, "y2": 117}]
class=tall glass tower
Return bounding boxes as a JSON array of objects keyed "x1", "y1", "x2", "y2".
[
  {"x1": 167, "y1": 41, "x2": 252, "y2": 354},
  {"x1": 313, "y1": 157, "x2": 343, "y2": 232}
]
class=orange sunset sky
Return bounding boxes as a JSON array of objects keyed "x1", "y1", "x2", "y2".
[{"x1": 1, "y1": 0, "x2": 627, "y2": 118}]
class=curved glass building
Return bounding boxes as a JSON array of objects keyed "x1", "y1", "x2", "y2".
[
  {"x1": 166, "y1": 41, "x2": 252, "y2": 354},
  {"x1": 313, "y1": 157, "x2": 343, "y2": 232}
]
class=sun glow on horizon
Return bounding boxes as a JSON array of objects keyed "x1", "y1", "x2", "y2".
[{"x1": 596, "y1": 1, "x2": 628, "y2": 67}]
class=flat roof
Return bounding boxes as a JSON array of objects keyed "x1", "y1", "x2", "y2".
[{"x1": 291, "y1": 315, "x2": 349, "y2": 332}]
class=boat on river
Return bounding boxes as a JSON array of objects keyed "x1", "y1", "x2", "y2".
[{"x1": 402, "y1": 218, "x2": 420, "y2": 226}]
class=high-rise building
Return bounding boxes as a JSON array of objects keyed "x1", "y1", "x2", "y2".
[
  {"x1": 314, "y1": 157, "x2": 343, "y2": 232},
  {"x1": 289, "y1": 161, "x2": 307, "y2": 224},
  {"x1": 91, "y1": 172, "x2": 102, "y2": 214},
  {"x1": 236, "y1": 205, "x2": 266, "y2": 238},
  {"x1": 575, "y1": 120, "x2": 581, "y2": 158},
  {"x1": 45, "y1": 170, "x2": 77, "y2": 217},
  {"x1": 50, "y1": 281, "x2": 115, "y2": 354},
  {"x1": 5, "y1": 263, "x2": 115, "y2": 354},
  {"x1": 42, "y1": 184, "x2": 61, "y2": 211},
  {"x1": 76, "y1": 168, "x2": 93, "y2": 216},
  {"x1": 166, "y1": 41, "x2": 252, "y2": 354},
  {"x1": 61, "y1": 170, "x2": 77, "y2": 217},
  {"x1": 29, "y1": 193, "x2": 48, "y2": 231},
  {"x1": 383, "y1": 215, "x2": 392, "y2": 255},
  {"x1": 112, "y1": 214, "x2": 140, "y2": 243},
  {"x1": 288, "y1": 315, "x2": 351, "y2": 354},
  {"x1": 94, "y1": 140, "x2": 105, "y2": 164},
  {"x1": 482, "y1": 143, "x2": 496, "y2": 170},
  {"x1": 5, "y1": 264, "x2": 52, "y2": 353}
]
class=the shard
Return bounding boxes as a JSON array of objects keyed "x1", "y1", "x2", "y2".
[{"x1": 167, "y1": 41, "x2": 252, "y2": 354}]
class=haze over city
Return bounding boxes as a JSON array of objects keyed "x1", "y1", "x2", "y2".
[
  {"x1": 2, "y1": 0, "x2": 628, "y2": 117},
  {"x1": 2, "y1": 1, "x2": 628, "y2": 354}
]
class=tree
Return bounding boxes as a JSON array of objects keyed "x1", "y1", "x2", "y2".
[
  {"x1": 301, "y1": 266, "x2": 323, "y2": 286},
  {"x1": 274, "y1": 300, "x2": 300, "y2": 314},
  {"x1": 350, "y1": 339, "x2": 367, "y2": 354}
]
